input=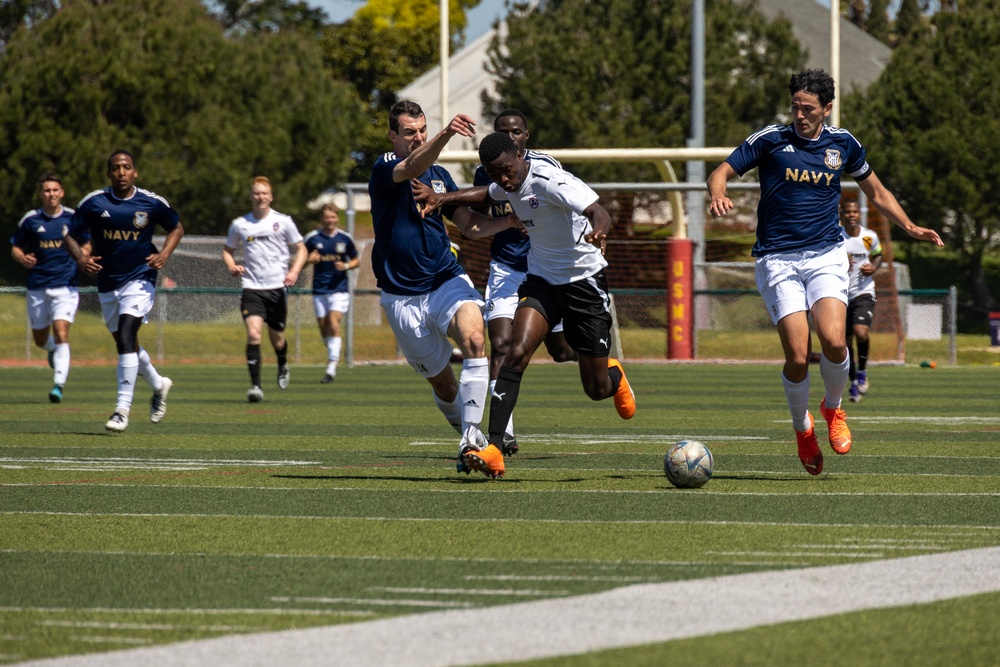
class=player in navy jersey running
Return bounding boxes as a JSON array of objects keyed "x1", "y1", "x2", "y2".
[
  {"x1": 10, "y1": 174, "x2": 92, "y2": 403},
  {"x1": 412, "y1": 108, "x2": 578, "y2": 454},
  {"x1": 303, "y1": 203, "x2": 359, "y2": 383},
  {"x1": 63, "y1": 151, "x2": 184, "y2": 432},
  {"x1": 369, "y1": 100, "x2": 514, "y2": 470},
  {"x1": 707, "y1": 69, "x2": 942, "y2": 475},
  {"x1": 223, "y1": 176, "x2": 308, "y2": 402}
]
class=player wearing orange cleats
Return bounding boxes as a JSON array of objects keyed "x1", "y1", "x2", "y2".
[
  {"x1": 820, "y1": 398, "x2": 852, "y2": 454},
  {"x1": 462, "y1": 443, "x2": 506, "y2": 479},
  {"x1": 608, "y1": 358, "x2": 635, "y2": 419},
  {"x1": 795, "y1": 413, "x2": 823, "y2": 475}
]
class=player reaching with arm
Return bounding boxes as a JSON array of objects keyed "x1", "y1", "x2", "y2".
[
  {"x1": 222, "y1": 176, "x2": 308, "y2": 402},
  {"x1": 303, "y1": 203, "x2": 360, "y2": 384},
  {"x1": 707, "y1": 69, "x2": 942, "y2": 475},
  {"x1": 10, "y1": 174, "x2": 91, "y2": 403},
  {"x1": 840, "y1": 199, "x2": 882, "y2": 402},
  {"x1": 454, "y1": 132, "x2": 635, "y2": 479},
  {"x1": 63, "y1": 150, "x2": 183, "y2": 432}
]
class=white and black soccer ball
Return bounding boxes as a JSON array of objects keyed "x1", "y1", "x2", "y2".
[{"x1": 663, "y1": 440, "x2": 714, "y2": 489}]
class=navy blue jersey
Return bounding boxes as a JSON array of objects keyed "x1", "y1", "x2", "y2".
[
  {"x1": 368, "y1": 152, "x2": 464, "y2": 296},
  {"x1": 68, "y1": 187, "x2": 180, "y2": 292},
  {"x1": 726, "y1": 124, "x2": 871, "y2": 257},
  {"x1": 10, "y1": 207, "x2": 88, "y2": 290},
  {"x1": 472, "y1": 149, "x2": 561, "y2": 273},
  {"x1": 303, "y1": 228, "x2": 358, "y2": 294}
]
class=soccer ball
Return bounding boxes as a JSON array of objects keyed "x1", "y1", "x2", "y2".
[{"x1": 663, "y1": 440, "x2": 714, "y2": 489}]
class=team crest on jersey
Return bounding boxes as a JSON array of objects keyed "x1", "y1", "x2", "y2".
[
  {"x1": 824, "y1": 149, "x2": 842, "y2": 170},
  {"x1": 273, "y1": 222, "x2": 280, "y2": 231},
  {"x1": 336, "y1": 242, "x2": 346, "y2": 254},
  {"x1": 430, "y1": 180, "x2": 446, "y2": 194},
  {"x1": 529, "y1": 196, "x2": 539, "y2": 209},
  {"x1": 133, "y1": 212, "x2": 149, "y2": 229},
  {"x1": 864, "y1": 236, "x2": 873, "y2": 252}
]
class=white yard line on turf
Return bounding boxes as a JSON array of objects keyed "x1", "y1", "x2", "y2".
[{"x1": 13, "y1": 546, "x2": 1000, "y2": 667}]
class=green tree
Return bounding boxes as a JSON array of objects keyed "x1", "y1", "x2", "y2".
[
  {"x1": 322, "y1": 0, "x2": 480, "y2": 181},
  {"x1": 0, "y1": 0, "x2": 56, "y2": 53},
  {"x1": 866, "y1": 0, "x2": 891, "y2": 44},
  {"x1": 844, "y1": 1, "x2": 999, "y2": 318},
  {"x1": 484, "y1": 0, "x2": 804, "y2": 183},
  {"x1": 206, "y1": 0, "x2": 328, "y2": 36},
  {"x1": 893, "y1": 0, "x2": 926, "y2": 43},
  {"x1": 0, "y1": 0, "x2": 363, "y2": 261}
]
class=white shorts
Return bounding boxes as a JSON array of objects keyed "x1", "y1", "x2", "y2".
[
  {"x1": 27, "y1": 287, "x2": 80, "y2": 330},
  {"x1": 485, "y1": 260, "x2": 563, "y2": 332},
  {"x1": 381, "y1": 274, "x2": 484, "y2": 378},
  {"x1": 313, "y1": 292, "x2": 350, "y2": 318},
  {"x1": 755, "y1": 242, "x2": 849, "y2": 325},
  {"x1": 99, "y1": 279, "x2": 155, "y2": 333}
]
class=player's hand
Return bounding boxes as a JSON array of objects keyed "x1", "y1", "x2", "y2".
[
  {"x1": 411, "y1": 179, "x2": 443, "y2": 218},
  {"x1": 708, "y1": 195, "x2": 734, "y2": 218},
  {"x1": 909, "y1": 226, "x2": 944, "y2": 247},
  {"x1": 283, "y1": 269, "x2": 300, "y2": 287},
  {"x1": 447, "y1": 114, "x2": 476, "y2": 138},
  {"x1": 145, "y1": 252, "x2": 168, "y2": 270},
  {"x1": 333, "y1": 260, "x2": 347, "y2": 271},
  {"x1": 78, "y1": 254, "x2": 102, "y2": 275},
  {"x1": 229, "y1": 264, "x2": 245, "y2": 278},
  {"x1": 307, "y1": 249, "x2": 321, "y2": 265},
  {"x1": 18, "y1": 252, "x2": 38, "y2": 269},
  {"x1": 585, "y1": 229, "x2": 608, "y2": 255},
  {"x1": 860, "y1": 262, "x2": 877, "y2": 276}
]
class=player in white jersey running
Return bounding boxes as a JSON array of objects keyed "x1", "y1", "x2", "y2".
[
  {"x1": 223, "y1": 176, "x2": 308, "y2": 403},
  {"x1": 10, "y1": 174, "x2": 91, "y2": 403},
  {"x1": 708, "y1": 69, "x2": 942, "y2": 475},
  {"x1": 840, "y1": 199, "x2": 882, "y2": 402},
  {"x1": 430, "y1": 132, "x2": 636, "y2": 479}
]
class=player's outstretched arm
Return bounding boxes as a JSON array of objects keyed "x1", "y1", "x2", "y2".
[
  {"x1": 582, "y1": 202, "x2": 613, "y2": 254},
  {"x1": 394, "y1": 114, "x2": 476, "y2": 183},
  {"x1": 859, "y1": 173, "x2": 943, "y2": 247},
  {"x1": 448, "y1": 206, "x2": 520, "y2": 239},
  {"x1": 411, "y1": 180, "x2": 492, "y2": 218},
  {"x1": 706, "y1": 162, "x2": 737, "y2": 218}
]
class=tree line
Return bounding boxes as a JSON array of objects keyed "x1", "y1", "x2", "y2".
[{"x1": 1, "y1": 0, "x2": 995, "y2": 318}]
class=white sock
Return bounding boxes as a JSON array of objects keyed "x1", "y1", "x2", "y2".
[
  {"x1": 820, "y1": 353, "x2": 850, "y2": 410},
  {"x1": 53, "y1": 343, "x2": 70, "y2": 385},
  {"x1": 137, "y1": 346, "x2": 163, "y2": 391},
  {"x1": 116, "y1": 353, "x2": 139, "y2": 412},
  {"x1": 459, "y1": 357, "x2": 489, "y2": 434},
  {"x1": 433, "y1": 391, "x2": 463, "y2": 435},
  {"x1": 43, "y1": 335, "x2": 56, "y2": 353},
  {"x1": 782, "y1": 372, "x2": 811, "y2": 433},
  {"x1": 489, "y1": 379, "x2": 515, "y2": 436},
  {"x1": 325, "y1": 336, "x2": 342, "y2": 375}
]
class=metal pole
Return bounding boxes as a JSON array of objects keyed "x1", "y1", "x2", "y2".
[
  {"x1": 687, "y1": 0, "x2": 707, "y2": 345},
  {"x1": 949, "y1": 285, "x2": 957, "y2": 365},
  {"x1": 346, "y1": 187, "x2": 356, "y2": 367},
  {"x1": 440, "y1": 0, "x2": 449, "y2": 128},
  {"x1": 831, "y1": 0, "x2": 840, "y2": 126}
]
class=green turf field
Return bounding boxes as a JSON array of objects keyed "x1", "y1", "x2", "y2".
[{"x1": 1, "y1": 362, "x2": 998, "y2": 665}]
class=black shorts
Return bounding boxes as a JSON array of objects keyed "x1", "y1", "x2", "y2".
[
  {"x1": 846, "y1": 294, "x2": 876, "y2": 329},
  {"x1": 517, "y1": 271, "x2": 613, "y2": 357},
  {"x1": 241, "y1": 288, "x2": 287, "y2": 332}
]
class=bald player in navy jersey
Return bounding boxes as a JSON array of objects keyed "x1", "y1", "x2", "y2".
[
  {"x1": 64, "y1": 150, "x2": 184, "y2": 433},
  {"x1": 708, "y1": 69, "x2": 942, "y2": 475}
]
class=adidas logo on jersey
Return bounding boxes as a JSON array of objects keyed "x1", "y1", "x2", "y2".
[
  {"x1": 782, "y1": 145, "x2": 796, "y2": 153},
  {"x1": 101, "y1": 210, "x2": 111, "y2": 218},
  {"x1": 463, "y1": 399, "x2": 480, "y2": 408}
]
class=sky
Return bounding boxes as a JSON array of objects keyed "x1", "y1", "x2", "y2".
[{"x1": 310, "y1": 0, "x2": 509, "y2": 40}]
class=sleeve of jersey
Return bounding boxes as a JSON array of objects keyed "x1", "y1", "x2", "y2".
[
  {"x1": 545, "y1": 170, "x2": 599, "y2": 214},
  {"x1": 440, "y1": 170, "x2": 461, "y2": 221},
  {"x1": 869, "y1": 232, "x2": 883, "y2": 258},
  {"x1": 66, "y1": 207, "x2": 88, "y2": 238},
  {"x1": 285, "y1": 220, "x2": 304, "y2": 245},
  {"x1": 155, "y1": 201, "x2": 181, "y2": 232},
  {"x1": 846, "y1": 136, "x2": 871, "y2": 181},
  {"x1": 725, "y1": 139, "x2": 760, "y2": 177},
  {"x1": 369, "y1": 156, "x2": 400, "y2": 197},
  {"x1": 224, "y1": 221, "x2": 241, "y2": 248},
  {"x1": 347, "y1": 238, "x2": 359, "y2": 260}
]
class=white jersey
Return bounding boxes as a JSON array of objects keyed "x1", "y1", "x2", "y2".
[
  {"x1": 225, "y1": 210, "x2": 303, "y2": 290},
  {"x1": 487, "y1": 159, "x2": 606, "y2": 285},
  {"x1": 842, "y1": 226, "x2": 882, "y2": 299}
]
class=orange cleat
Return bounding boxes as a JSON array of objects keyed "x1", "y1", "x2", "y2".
[
  {"x1": 796, "y1": 413, "x2": 823, "y2": 475},
  {"x1": 462, "y1": 443, "x2": 505, "y2": 479},
  {"x1": 608, "y1": 359, "x2": 636, "y2": 419},
  {"x1": 820, "y1": 398, "x2": 852, "y2": 455}
]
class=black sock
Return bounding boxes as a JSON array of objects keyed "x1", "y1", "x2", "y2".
[
  {"x1": 247, "y1": 344, "x2": 262, "y2": 386},
  {"x1": 489, "y1": 366, "x2": 522, "y2": 446},
  {"x1": 275, "y1": 342, "x2": 288, "y2": 368},
  {"x1": 857, "y1": 339, "x2": 869, "y2": 372},
  {"x1": 848, "y1": 346, "x2": 857, "y2": 382},
  {"x1": 607, "y1": 364, "x2": 622, "y2": 398}
]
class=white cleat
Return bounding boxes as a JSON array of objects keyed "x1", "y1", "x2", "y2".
[
  {"x1": 105, "y1": 412, "x2": 129, "y2": 433},
  {"x1": 277, "y1": 365, "x2": 290, "y2": 390},
  {"x1": 247, "y1": 386, "x2": 264, "y2": 403},
  {"x1": 150, "y1": 377, "x2": 172, "y2": 423}
]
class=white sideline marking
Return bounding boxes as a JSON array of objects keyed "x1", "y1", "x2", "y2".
[
  {"x1": 0, "y1": 457, "x2": 319, "y2": 472},
  {"x1": 269, "y1": 597, "x2": 474, "y2": 609},
  {"x1": 369, "y1": 587, "x2": 566, "y2": 597},
  {"x1": 0, "y1": 607, "x2": 371, "y2": 617},
  {"x1": 14, "y1": 547, "x2": 1000, "y2": 667},
  {"x1": 39, "y1": 621, "x2": 260, "y2": 632}
]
